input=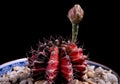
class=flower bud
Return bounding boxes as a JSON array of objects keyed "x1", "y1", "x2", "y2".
[{"x1": 68, "y1": 4, "x2": 84, "y2": 24}]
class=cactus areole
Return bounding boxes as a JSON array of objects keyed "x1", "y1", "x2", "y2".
[{"x1": 27, "y1": 4, "x2": 87, "y2": 84}]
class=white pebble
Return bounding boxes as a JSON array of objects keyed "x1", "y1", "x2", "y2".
[
  {"x1": 20, "y1": 79, "x2": 27, "y2": 84},
  {"x1": 87, "y1": 65, "x2": 95, "y2": 71},
  {"x1": 83, "y1": 82, "x2": 89, "y2": 84},
  {"x1": 13, "y1": 66, "x2": 25, "y2": 71},
  {"x1": 87, "y1": 71, "x2": 94, "y2": 78},
  {"x1": 18, "y1": 73, "x2": 28, "y2": 80},
  {"x1": 106, "y1": 73, "x2": 118, "y2": 84},
  {"x1": 106, "y1": 81, "x2": 111, "y2": 84},
  {"x1": 8, "y1": 71, "x2": 17, "y2": 76},
  {"x1": 83, "y1": 74, "x2": 88, "y2": 80},
  {"x1": 27, "y1": 78, "x2": 33, "y2": 84},
  {"x1": 0, "y1": 81, "x2": 11, "y2": 84},
  {"x1": 101, "y1": 73, "x2": 108, "y2": 82},
  {"x1": 34, "y1": 80, "x2": 47, "y2": 84},
  {"x1": 95, "y1": 67, "x2": 104, "y2": 75},
  {"x1": 9, "y1": 74, "x2": 18, "y2": 83},
  {"x1": 97, "y1": 79, "x2": 105, "y2": 84},
  {"x1": 4, "y1": 81, "x2": 11, "y2": 84},
  {"x1": 73, "y1": 79, "x2": 79, "y2": 84},
  {"x1": 0, "y1": 77, "x2": 9, "y2": 82},
  {"x1": 17, "y1": 69, "x2": 25, "y2": 74}
]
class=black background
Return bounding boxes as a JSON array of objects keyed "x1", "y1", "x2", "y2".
[{"x1": 0, "y1": 1, "x2": 120, "y2": 75}]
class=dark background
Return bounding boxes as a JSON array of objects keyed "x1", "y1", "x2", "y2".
[{"x1": 0, "y1": 1, "x2": 120, "y2": 75}]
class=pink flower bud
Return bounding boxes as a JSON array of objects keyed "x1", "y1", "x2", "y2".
[{"x1": 68, "y1": 4, "x2": 84, "y2": 24}]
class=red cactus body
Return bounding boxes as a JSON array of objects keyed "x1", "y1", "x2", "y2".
[
  {"x1": 67, "y1": 43, "x2": 87, "y2": 80},
  {"x1": 60, "y1": 47, "x2": 73, "y2": 83},
  {"x1": 27, "y1": 40, "x2": 87, "y2": 83},
  {"x1": 46, "y1": 46, "x2": 59, "y2": 84}
]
